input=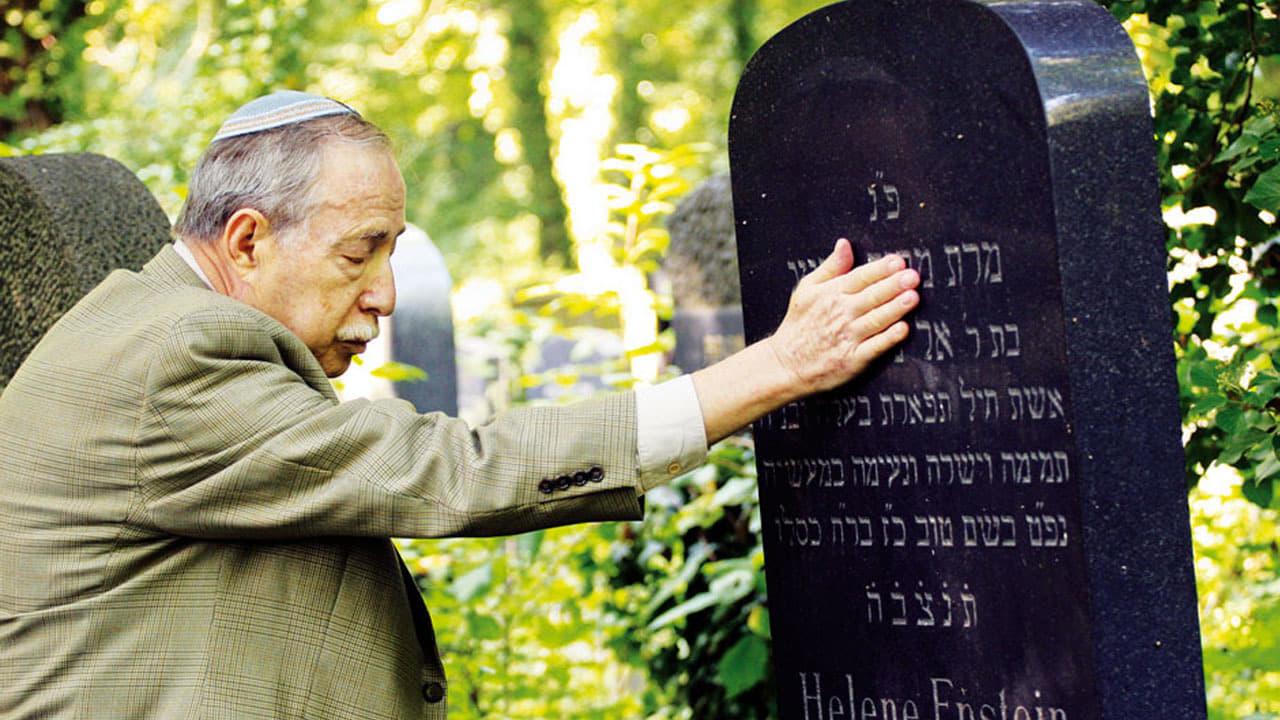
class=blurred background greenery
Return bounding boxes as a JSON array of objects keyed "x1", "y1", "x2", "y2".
[{"x1": 2, "y1": 0, "x2": 1279, "y2": 717}]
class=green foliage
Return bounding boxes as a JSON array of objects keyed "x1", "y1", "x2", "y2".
[
  {"x1": 396, "y1": 526, "x2": 646, "y2": 719},
  {"x1": 370, "y1": 360, "x2": 429, "y2": 383},
  {"x1": 1182, "y1": 349, "x2": 1280, "y2": 506},
  {"x1": 1192, "y1": 472, "x2": 1280, "y2": 718},
  {"x1": 604, "y1": 437, "x2": 776, "y2": 719},
  {"x1": 600, "y1": 143, "x2": 709, "y2": 273},
  {"x1": 0, "y1": 1, "x2": 107, "y2": 135}
]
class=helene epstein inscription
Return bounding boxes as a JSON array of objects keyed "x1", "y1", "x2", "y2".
[{"x1": 729, "y1": 2, "x2": 1204, "y2": 719}]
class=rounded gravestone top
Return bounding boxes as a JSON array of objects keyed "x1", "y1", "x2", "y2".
[
  {"x1": 664, "y1": 173, "x2": 741, "y2": 308},
  {"x1": 0, "y1": 153, "x2": 171, "y2": 389}
]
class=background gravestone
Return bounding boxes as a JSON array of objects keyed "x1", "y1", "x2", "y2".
[
  {"x1": 729, "y1": 1, "x2": 1205, "y2": 719},
  {"x1": 0, "y1": 153, "x2": 170, "y2": 390},
  {"x1": 663, "y1": 174, "x2": 746, "y2": 372},
  {"x1": 386, "y1": 225, "x2": 459, "y2": 416}
]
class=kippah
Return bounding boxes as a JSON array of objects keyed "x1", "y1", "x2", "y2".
[{"x1": 211, "y1": 90, "x2": 361, "y2": 143}]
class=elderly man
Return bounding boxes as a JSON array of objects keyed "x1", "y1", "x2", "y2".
[{"x1": 0, "y1": 92, "x2": 919, "y2": 718}]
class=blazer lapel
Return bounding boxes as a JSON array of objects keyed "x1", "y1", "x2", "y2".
[{"x1": 398, "y1": 559, "x2": 445, "y2": 674}]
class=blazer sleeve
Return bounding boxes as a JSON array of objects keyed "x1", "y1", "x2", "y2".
[{"x1": 134, "y1": 307, "x2": 643, "y2": 540}]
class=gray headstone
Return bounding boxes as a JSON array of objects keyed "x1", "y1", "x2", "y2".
[
  {"x1": 729, "y1": 1, "x2": 1204, "y2": 719},
  {"x1": 0, "y1": 153, "x2": 171, "y2": 390},
  {"x1": 387, "y1": 226, "x2": 459, "y2": 416},
  {"x1": 664, "y1": 174, "x2": 746, "y2": 371},
  {"x1": 665, "y1": 174, "x2": 742, "y2": 309}
]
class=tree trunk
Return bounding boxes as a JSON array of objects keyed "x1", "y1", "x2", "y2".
[
  {"x1": 729, "y1": 0, "x2": 759, "y2": 73},
  {"x1": 607, "y1": 3, "x2": 647, "y2": 146},
  {"x1": 506, "y1": 0, "x2": 574, "y2": 267}
]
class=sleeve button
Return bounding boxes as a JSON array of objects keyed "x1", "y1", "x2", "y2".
[
  {"x1": 589, "y1": 466, "x2": 604, "y2": 482},
  {"x1": 556, "y1": 475, "x2": 572, "y2": 490},
  {"x1": 572, "y1": 471, "x2": 589, "y2": 486},
  {"x1": 538, "y1": 479, "x2": 555, "y2": 494},
  {"x1": 423, "y1": 681, "x2": 445, "y2": 703},
  {"x1": 666, "y1": 462, "x2": 683, "y2": 475}
]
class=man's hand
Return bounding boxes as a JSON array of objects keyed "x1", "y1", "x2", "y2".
[
  {"x1": 765, "y1": 238, "x2": 918, "y2": 395},
  {"x1": 691, "y1": 238, "x2": 920, "y2": 443}
]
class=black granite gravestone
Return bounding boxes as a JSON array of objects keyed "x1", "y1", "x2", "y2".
[
  {"x1": 387, "y1": 225, "x2": 459, "y2": 415},
  {"x1": 728, "y1": 2, "x2": 1205, "y2": 719},
  {"x1": 0, "y1": 153, "x2": 170, "y2": 390},
  {"x1": 665, "y1": 174, "x2": 747, "y2": 371}
]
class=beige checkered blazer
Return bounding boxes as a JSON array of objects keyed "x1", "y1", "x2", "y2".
[{"x1": 0, "y1": 246, "x2": 644, "y2": 719}]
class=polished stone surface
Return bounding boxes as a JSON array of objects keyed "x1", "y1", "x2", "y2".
[
  {"x1": 728, "y1": 1, "x2": 1204, "y2": 717},
  {"x1": 0, "y1": 154, "x2": 170, "y2": 390}
]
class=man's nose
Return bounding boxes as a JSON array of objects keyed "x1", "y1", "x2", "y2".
[{"x1": 362, "y1": 260, "x2": 396, "y2": 316}]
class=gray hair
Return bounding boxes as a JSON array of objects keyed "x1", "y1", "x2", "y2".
[{"x1": 174, "y1": 113, "x2": 390, "y2": 244}]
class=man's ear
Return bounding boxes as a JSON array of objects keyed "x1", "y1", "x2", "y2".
[{"x1": 220, "y1": 208, "x2": 271, "y2": 277}]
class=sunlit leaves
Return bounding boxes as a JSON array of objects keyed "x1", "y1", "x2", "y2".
[
  {"x1": 1183, "y1": 349, "x2": 1280, "y2": 505},
  {"x1": 599, "y1": 142, "x2": 709, "y2": 272},
  {"x1": 450, "y1": 561, "x2": 493, "y2": 601},
  {"x1": 1192, "y1": 475, "x2": 1280, "y2": 718},
  {"x1": 606, "y1": 436, "x2": 774, "y2": 717},
  {"x1": 369, "y1": 360, "x2": 428, "y2": 382}
]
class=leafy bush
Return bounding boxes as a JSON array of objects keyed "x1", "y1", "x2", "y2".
[{"x1": 602, "y1": 435, "x2": 775, "y2": 719}]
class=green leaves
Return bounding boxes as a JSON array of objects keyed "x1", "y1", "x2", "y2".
[
  {"x1": 466, "y1": 613, "x2": 503, "y2": 641},
  {"x1": 450, "y1": 562, "x2": 493, "y2": 603},
  {"x1": 602, "y1": 436, "x2": 772, "y2": 717},
  {"x1": 1244, "y1": 165, "x2": 1280, "y2": 213},
  {"x1": 370, "y1": 361, "x2": 428, "y2": 383},
  {"x1": 1182, "y1": 350, "x2": 1280, "y2": 507},
  {"x1": 1190, "y1": 360, "x2": 1220, "y2": 389},
  {"x1": 717, "y1": 635, "x2": 770, "y2": 699}
]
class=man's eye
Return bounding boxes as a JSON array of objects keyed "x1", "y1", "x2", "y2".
[{"x1": 343, "y1": 255, "x2": 366, "y2": 266}]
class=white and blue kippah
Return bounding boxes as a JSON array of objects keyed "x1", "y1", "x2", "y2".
[{"x1": 211, "y1": 90, "x2": 361, "y2": 143}]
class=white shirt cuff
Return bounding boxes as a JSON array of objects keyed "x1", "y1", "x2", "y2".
[{"x1": 634, "y1": 374, "x2": 708, "y2": 493}]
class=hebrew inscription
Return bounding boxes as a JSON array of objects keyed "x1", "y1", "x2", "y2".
[
  {"x1": 758, "y1": 168, "x2": 1083, "y2": 644},
  {"x1": 735, "y1": 65, "x2": 1096, "y2": 714}
]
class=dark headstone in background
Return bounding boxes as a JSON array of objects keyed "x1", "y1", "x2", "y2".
[
  {"x1": 729, "y1": 2, "x2": 1205, "y2": 719},
  {"x1": 669, "y1": 307, "x2": 745, "y2": 372},
  {"x1": 0, "y1": 153, "x2": 170, "y2": 390},
  {"x1": 387, "y1": 225, "x2": 459, "y2": 416},
  {"x1": 664, "y1": 174, "x2": 746, "y2": 371},
  {"x1": 665, "y1": 174, "x2": 741, "y2": 309},
  {"x1": 522, "y1": 330, "x2": 626, "y2": 402}
]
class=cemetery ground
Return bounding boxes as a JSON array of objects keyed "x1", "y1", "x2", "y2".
[{"x1": 2, "y1": 0, "x2": 1279, "y2": 718}]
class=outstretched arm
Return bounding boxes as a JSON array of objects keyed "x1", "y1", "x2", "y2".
[{"x1": 691, "y1": 238, "x2": 919, "y2": 443}]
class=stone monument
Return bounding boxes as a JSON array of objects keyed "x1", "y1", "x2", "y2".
[
  {"x1": 0, "y1": 153, "x2": 171, "y2": 390},
  {"x1": 664, "y1": 174, "x2": 745, "y2": 371},
  {"x1": 385, "y1": 224, "x2": 459, "y2": 416},
  {"x1": 728, "y1": 1, "x2": 1205, "y2": 718}
]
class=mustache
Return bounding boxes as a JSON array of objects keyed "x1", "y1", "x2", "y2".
[{"x1": 336, "y1": 324, "x2": 379, "y2": 343}]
